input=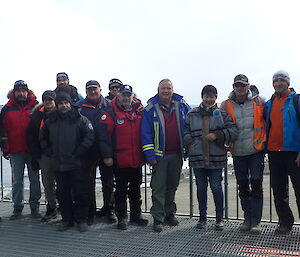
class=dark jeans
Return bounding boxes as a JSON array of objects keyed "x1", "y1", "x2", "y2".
[
  {"x1": 233, "y1": 151, "x2": 264, "y2": 225},
  {"x1": 55, "y1": 169, "x2": 89, "y2": 223},
  {"x1": 193, "y1": 168, "x2": 223, "y2": 218},
  {"x1": 268, "y1": 151, "x2": 300, "y2": 227},
  {"x1": 86, "y1": 159, "x2": 114, "y2": 218}
]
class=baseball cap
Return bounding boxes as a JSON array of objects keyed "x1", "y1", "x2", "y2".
[
  {"x1": 119, "y1": 85, "x2": 133, "y2": 94},
  {"x1": 86, "y1": 80, "x2": 100, "y2": 89},
  {"x1": 56, "y1": 72, "x2": 69, "y2": 80},
  {"x1": 233, "y1": 74, "x2": 249, "y2": 85}
]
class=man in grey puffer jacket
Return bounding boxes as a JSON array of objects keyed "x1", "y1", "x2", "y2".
[
  {"x1": 184, "y1": 85, "x2": 238, "y2": 230},
  {"x1": 221, "y1": 74, "x2": 266, "y2": 234}
]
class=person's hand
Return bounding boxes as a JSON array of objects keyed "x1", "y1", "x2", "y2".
[
  {"x1": 103, "y1": 158, "x2": 113, "y2": 167},
  {"x1": 205, "y1": 133, "x2": 217, "y2": 142},
  {"x1": 148, "y1": 159, "x2": 157, "y2": 166},
  {"x1": 2, "y1": 152, "x2": 10, "y2": 160},
  {"x1": 295, "y1": 153, "x2": 300, "y2": 167}
]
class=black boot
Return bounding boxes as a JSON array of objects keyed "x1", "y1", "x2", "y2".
[
  {"x1": 41, "y1": 206, "x2": 57, "y2": 222},
  {"x1": 116, "y1": 202, "x2": 128, "y2": 230},
  {"x1": 129, "y1": 199, "x2": 148, "y2": 226}
]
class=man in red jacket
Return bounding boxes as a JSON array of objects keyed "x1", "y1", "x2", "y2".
[
  {"x1": 99, "y1": 85, "x2": 148, "y2": 230},
  {"x1": 0, "y1": 80, "x2": 41, "y2": 220}
]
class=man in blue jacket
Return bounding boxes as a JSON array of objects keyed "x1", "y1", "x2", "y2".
[
  {"x1": 264, "y1": 70, "x2": 300, "y2": 234},
  {"x1": 141, "y1": 79, "x2": 190, "y2": 232}
]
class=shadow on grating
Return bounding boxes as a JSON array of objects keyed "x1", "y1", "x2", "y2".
[{"x1": 0, "y1": 202, "x2": 299, "y2": 257}]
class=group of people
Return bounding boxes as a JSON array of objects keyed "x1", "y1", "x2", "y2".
[{"x1": 0, "y1": 70, "x2": 299, "y2": 235}]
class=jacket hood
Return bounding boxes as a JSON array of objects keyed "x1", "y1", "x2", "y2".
[
  {"x1": 6, "y1": 90, "x2": 38, "y2": 107},
  {"x1": 147, "y1": 93, "x2": 184, "y2": 105}
]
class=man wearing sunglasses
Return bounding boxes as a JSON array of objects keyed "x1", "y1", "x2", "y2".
[
  {"x1": 221, "y1": 74, "x2": 266, "y2": 234},
  {"x1": 264, "y1": 70, "x2": 300, "y2": 234},
  {"x1": 105, "y1": 78, "x2": 123, "y2": 103}
]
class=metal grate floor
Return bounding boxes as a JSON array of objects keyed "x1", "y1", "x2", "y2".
[{"x1": 0, "y1": 202, "x2": 299, "y2": 257}]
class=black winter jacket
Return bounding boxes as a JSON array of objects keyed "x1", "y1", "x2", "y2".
[{"x1": 39, "y1": 107, "x2": 94, "y2": 171}]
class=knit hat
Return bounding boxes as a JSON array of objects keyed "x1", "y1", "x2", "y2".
[
  {"x1": 233, "y1": 74, "x2": 249, "y2": 85},
  {"x1": 56, "y1": 72, "x2": 69, "y2": 81},
  {"x1": 109, "y1": 78, "x2": 123, "y2": 90},
  {"x1": 86, "y1": 80, "x2": 100, "y2": 89},
  {"x1": 55, "y1": 92, "x2": 71, "y2": 105},
  {"x1": 13, "y1": 80, "x2": 28, "y2": 91},
  {"x1": 42, "y1": 90, "x2": 56, "y2": 101},
  {"x1": 201, "y1": 85, "x2": 217, "y2": 98},
  {"x1": 273, "y1": 70, "x2": 290, "y2": 85}
]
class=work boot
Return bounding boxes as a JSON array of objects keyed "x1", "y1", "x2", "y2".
[
  {"x1": 153, "y1": 220, "x2": 163, "y2": 232},
  {"x1": 275, "y1": 224, "x2": 292, "y2": 234},
  {"x1": 77, "y1": 222, "x2": 88, "y2": 232},
  {"x1": 196, "y1": 216, "x2": 207, "y2": 229},
  {"x1": 41, "y1": 207, "x2": 57, "y2": 222},
  {"x1": 117, "y1": 217, "x2": 128, "y2": 230},
  {"x1": 31, "y1": 209, "x2": 42, "y2": 219},
  {"x1": 164, "y1": 214, "x2": 179, "y2": 226},
  {"x1": 250, "y1": 224, "x2": 261, "y2": 234},
  {"x1": 215, "y1": 217, "x2": 224, "y2": 231},
  {"x1": 130, "y1": 213, "x2": 148, "y2": 226},
  {"x1": 239, "y1": 220, "x2": 251, "y2": 231},
  {"x1": 10, "y1": 210, "x2": 23, "y2": 221},
  {"x1": 57, "y1": 222, "x2": 74, "y2": 232},
  {"x1": 106, "y1": 209, "x2": 117, "y2": 223}
]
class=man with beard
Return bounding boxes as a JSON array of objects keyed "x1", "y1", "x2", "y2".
[
  {"x1": 99, "y1": 85, "x2": 148, "y2": 230},
  {"x1": 0, "y1": 80, "x2": 41, "y2": 220},
  {"x1": 27, "y1": 90, "x2": 58, "y2": 222},
  {"x1": 54, "y1": 72, "x2": 83, "y2": 104},
  {"x1": 75, "y1": 80, "x2": 116, "y2": 225},
  {"x1": 39, "y1": 92, "x2": 94, "y2": 232},
  {"x1": 221, "y1": 74, "x2": 266, "y2": 234}
]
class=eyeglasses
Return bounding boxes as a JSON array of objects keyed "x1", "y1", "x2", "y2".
[
  {"x1": 234, "y1": 83, "x2": 248, "y2": 88},
  {"x1": 110, "y1": 86, "x2": 120, "y2": 90}
]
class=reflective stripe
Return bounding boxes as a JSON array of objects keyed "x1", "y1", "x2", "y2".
[
  {"x1": 155, "y1": 152, "x2": 164, "y2": 156},
  {"x1": 143, "y1": 146, "x2": 154, "y2": 151},
  {"x1": 154, "y1": 121, "x2": 159, "y2": 152},
  {"x1": 142, "y1": 144, "x2": 154, "y2": 150}
]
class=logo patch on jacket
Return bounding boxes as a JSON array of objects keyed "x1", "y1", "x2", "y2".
[
  {"x1": 117, "y1": 119, "x2": 124, "y2": 125},
  {"x1": 88, "y1": 123, "x2": 94, "y2": 130},
  {"x1": 101, "y1": 114, "x2": 107, "y2": 120}
]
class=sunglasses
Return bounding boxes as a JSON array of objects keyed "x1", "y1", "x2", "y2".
[
  {"x1": 234, "y1": 83, "x2": 248, "y2": 88},
  {"x1": 110, "y1": 85, "x2": 121, "y2": 90}
]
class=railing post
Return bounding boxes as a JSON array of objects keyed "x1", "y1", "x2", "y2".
[
  {"x1": 1, "y1": 152, "x2": 3, "y2": 201},
  {"x1": 224, "y1": 163, "x2": 228, "y2": 220},
  {"x1": 144, "y1": 164, "x2": 148, "y2": 212},
  {"x1": 189, "y1": 167, "x2": 193, "y2": 218}
]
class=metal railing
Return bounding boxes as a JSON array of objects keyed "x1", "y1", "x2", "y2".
[{"x1": 1, "y1": 153, "x2": 299, "y2": 224}]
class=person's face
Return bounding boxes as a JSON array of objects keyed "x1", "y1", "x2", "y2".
[
  {"x1": 14, "y1": 89, "x2": 28, "y2": 101},
  {"x1": 202, "y1": 93, "x2": 217, "y2": 107},
  {"x1": 57, "y1": 100, "x2": 71, "y2": 113},
  {"x1": 158, "y1": 81, "x2": 173, "y2": 103},
  {"x1": 43, "y1": 98, "x2": 56, "y2": 111},
  {"x1": 86, "y1": 86, "x2": 101, "y2": 100},
  {"x1": 273, "y1": 78, "x2": 289, "y2": 94},
  {"x1": 233, "y1": 83, "x2": 249, "y2": 98},
  {"x1": 57, "y1": 77, "x2": 69, "y2": 89},
  {"x1": 110, "y1": 84, "x2": 121, "y2": 97},
  {"x1": 118, "y1": 92, "x2": 133, "y2": 108}
]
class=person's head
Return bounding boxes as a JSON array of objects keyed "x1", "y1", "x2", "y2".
[
  {"x1": 56, "y1": 72, "x2": 69, "y2": 90},
  {"x1": 13, "y1": 80, "x2": 29, "y2": 101},
  {"x1": 158, "y1": 79, "x2": 173, "y2": 104},
  {"x1": 201, "y1": 85, "x2": 217, "y2": 107},
  {"x1": 42, "y1": 90, "x2": 56, "y2": 111},
  {"x1": 109, "y1": 78, "x2": 123, "y2": 98},
  {"x1": 273, "y1": 70, "x2": 290, "y2": 95},
  {"x1": 85, "y1": 80, "x2": 102, "y2": 101},
  {"x1": 117, "y1": 85, "x2": 134, "y2": 109},
  {"x1": 232, "y1": 74, "x2": 250, "y2": 99},
  {"x1": 55, "y1": 92, "x2": 72, "y2": 113}
]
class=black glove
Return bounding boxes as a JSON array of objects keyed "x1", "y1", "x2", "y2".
[{"x1": 2, "y1": 152, "x2": 10, "y2": 160}]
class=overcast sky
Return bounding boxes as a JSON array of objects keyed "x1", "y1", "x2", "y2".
[{"x1": 1, "y1": 0, "x2": 300, "y2": 105}]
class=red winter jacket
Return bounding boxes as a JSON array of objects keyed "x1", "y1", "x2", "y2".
[
  {"x1": 99, "y1": 97, "x2": 144, "y2": 168},
  {"x1": 0, "y1": 91, "x2": 38, "y2": 154}
]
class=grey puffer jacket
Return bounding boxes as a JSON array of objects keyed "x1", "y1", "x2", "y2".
[
  {"x1": 221, "y1": 91, "x2": 264, "y2": 157},
  {"x1": 184, "y1": 104, "x2": 238, "y2": 169}
]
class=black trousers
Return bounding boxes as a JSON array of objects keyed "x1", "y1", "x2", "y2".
[
  {"x1": 86, "y1": 159, "x2": 114, "y2": 218},
  {"x1": 55, "y1": 169, "x2": 89, "y2": 223},
  {"x1": 268, "y1": 151, "x2": 300, "y2": 226},
  {"x1": 114, "y1": 167, "x2": 142, "y2": 205}
]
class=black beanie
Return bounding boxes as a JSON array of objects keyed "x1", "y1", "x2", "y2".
[
  {"x1": 201, "y1": 85, "x2": 217, "y2": 98},
  {"x1": 55, "y1": 92, "x2": 71, "y2": 105}
]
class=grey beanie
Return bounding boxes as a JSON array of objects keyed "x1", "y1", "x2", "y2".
[{"x1": 273, "y1": 70, "x2": 290, "y2": 85}]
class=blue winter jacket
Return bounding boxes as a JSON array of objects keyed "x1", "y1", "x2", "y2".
[
  {"x1": 264, "y1": 91, "x2": 300, "y2": 153},
  {"x1": 141, "y1": 93, "x2": 191, "y2": 163}
]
